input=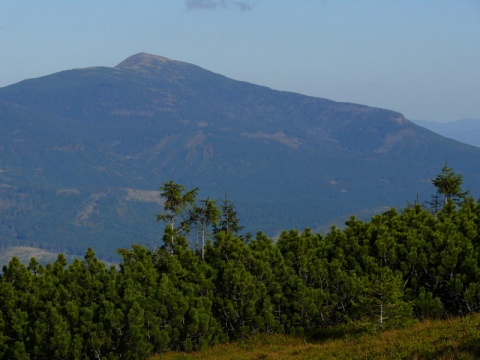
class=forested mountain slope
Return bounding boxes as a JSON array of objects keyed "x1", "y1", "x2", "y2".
[{"x1": 1, "y1": 52, "x2": 480, "y2": 257}]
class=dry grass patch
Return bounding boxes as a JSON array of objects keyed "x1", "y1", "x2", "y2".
[
  {"x1": 153, "y1": 313, "x2": 480, "y2": 359},
  {"x1": 0, "y1": 246, "x2": 69, "y2": 266}
]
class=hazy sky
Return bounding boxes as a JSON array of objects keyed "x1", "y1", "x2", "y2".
[{"x1": 1, "y1": 0, "x2": 479, "y2": 122}]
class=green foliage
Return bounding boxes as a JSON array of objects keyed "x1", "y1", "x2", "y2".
[
  {"x1": 430, "y1": 163, "x2": 470, "y2": 209},
  {"x1": 213, "y1": 193, "x2": 244, "y2": 237},
  {"x1": 156, "y1": 180, "x2": 199, "y2": 253},
  {"x1": 188, "y1": 197, "x2": 220, "y2": 260},
  {"x1": 352, "y1": 267, "x2": 414, "y2": 331},
  {"x1": 1, "y1": 184, "x2": 480, "y2": 358}
]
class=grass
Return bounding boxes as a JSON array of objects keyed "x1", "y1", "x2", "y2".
[
  {"x1": 153, "y1": 313, "x2": 480, "y2": 359},
  {"x1": 0, "y1": 246, "x2": 116, "y2": 267},
  {"x1": 0, "y1": 246, "x2": 70, "y2": 267}
]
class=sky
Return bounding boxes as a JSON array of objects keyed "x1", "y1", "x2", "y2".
[{"x1": 1, "y1": 0, "x2": 479, "y2": 122}]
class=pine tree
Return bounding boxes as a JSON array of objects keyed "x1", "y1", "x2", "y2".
[{"x1": 353, "y1": 266, "x2": 413, "y2": 331}]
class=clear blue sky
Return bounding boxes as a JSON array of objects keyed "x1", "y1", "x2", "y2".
[{"x1": 1, "y1": 0, "x2": 479, "y2": 122}]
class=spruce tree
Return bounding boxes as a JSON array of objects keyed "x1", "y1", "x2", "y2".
[{"x1": 431, "y1": 164, "x2": 470, "y2": 206}]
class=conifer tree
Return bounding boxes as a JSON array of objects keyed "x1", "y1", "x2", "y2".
[
  {"x1": 214, "y1": 192, "x2": 245, "y2": 237},
  {"x1": 353, "y1": 266, "x2": 413, "y2": 330},
  {"x1": 156, "y1": 181, "x2": 198, "y2": 253},
  {"x1": 431, "y1": 164, "x2": 470, "y2": 206},
  {"x1": 188, "y1": 198, "x2": 220, "y2": 260}
]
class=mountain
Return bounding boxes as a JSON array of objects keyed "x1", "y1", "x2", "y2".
[
  {"x1": 1, "y1": 52, "x2": 480, "y2": 259},
  {"x1": 413, "y1": 119, "x2": 480, "y2": 147}
]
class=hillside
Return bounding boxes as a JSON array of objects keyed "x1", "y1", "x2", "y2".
[
  {"x1": 155, "y1": 314, "x2": 480, "y2": 360},
  {"x1": 1, "y1": 52, "x2": 480, "y2": 257}
]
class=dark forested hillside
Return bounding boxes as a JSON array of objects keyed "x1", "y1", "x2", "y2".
[{"x1": 1, "y1": 52, "x2": 480, "y2": 257}]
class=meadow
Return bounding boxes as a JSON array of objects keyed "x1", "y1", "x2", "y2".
[{"x1": 156, "y1": 313, "x2": 480, "y2": 359}]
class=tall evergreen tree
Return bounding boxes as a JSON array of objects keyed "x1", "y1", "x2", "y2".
[
  {"x1": 214, "y1": 192, "x2": 245, "y2": 238},
  {"x1": 156, "y1": 181, "x2": 198, "y2": 253},
  {"x1": 188, "y1": 198, "x2": 220, "y2": 260},
  {"x1": 431, "y1": 164, "x2": 470, "y2": 206}
]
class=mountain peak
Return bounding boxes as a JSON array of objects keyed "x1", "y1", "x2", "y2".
[{"x1": 115, "y1": 53, "x2": 176, "y2": 70}]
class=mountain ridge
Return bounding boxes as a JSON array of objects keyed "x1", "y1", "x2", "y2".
[
  {"x1": 413, "y1": 118, "x2": 480, "y2": 147},
  {"x1": 1, "y1": 53, "x2": 480, "y2": 258}
]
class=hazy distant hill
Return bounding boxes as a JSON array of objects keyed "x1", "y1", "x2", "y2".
[
  {"x1": 1, "y1": 53, "x2": 480, "y2": 259},
  {"x1": 413, "y1": 119, "x2": 480, "y2": 147}
]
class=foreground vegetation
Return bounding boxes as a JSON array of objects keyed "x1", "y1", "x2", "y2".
[
  {"x1": 155, "y1": 313, "x2": 480, "y2": 359},
  {"x1": 0, "y1": 166, "x2": 479, "y2": 359}
]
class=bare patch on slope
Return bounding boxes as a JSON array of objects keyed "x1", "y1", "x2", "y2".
[
  {"x1": 74, "y1": 193, "x2": 107, "y2": 226},
  {"x1": 125, "y1": 189, "x2": 163, "y2": 205},
  {"x1": 242, "y1": 132, "x2": 302, "y2": 149},
  {"x1": 56, "y1": 189, "x2": 81, "y2": 196},
  {"x1": 110, "y1": 109, "x2": 154, "y2": 117},
  {"x1": 375, "y1": 128, "x2": 415, "y2": 154}
]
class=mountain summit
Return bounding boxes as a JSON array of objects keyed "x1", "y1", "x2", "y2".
[
  {"x1": 1, "y1": 53, "x2": 480, "y2": 258},
  {"x1": 115, "y1": 52, "x2": 179, "y2": 70}
]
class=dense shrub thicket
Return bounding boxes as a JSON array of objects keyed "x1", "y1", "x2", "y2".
[{"x1": 1, "y1": 196, "x2": 480, "y2": 359}]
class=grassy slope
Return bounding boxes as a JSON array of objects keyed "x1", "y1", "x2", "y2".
[
  {"x1": 154, "y1": 313, "x2": 480, "y2": 359},
  {"x1": 0, "y1": 246, "x2": 72, "y2": 267},
  {"x1": 0, "y1": 246, "x2": 118, "y2": 267}
]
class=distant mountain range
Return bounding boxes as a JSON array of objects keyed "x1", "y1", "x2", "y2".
[
  {"x1": 1, "y1": 53, "x2": 480, "y2": 259},
  {"x1": 413, "y1": 119, "x2": 480, "y2": 147}
]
